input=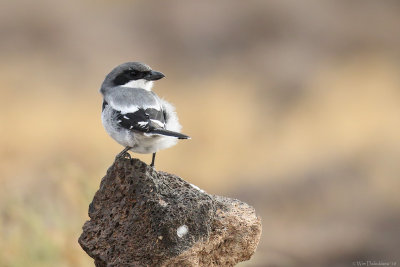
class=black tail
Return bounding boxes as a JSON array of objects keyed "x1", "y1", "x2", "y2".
[{"x1": 150, "y1": 129, "x2": 190, "y2": 139}]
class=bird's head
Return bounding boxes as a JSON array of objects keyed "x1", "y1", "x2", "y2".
[{"x1": 101, "y1": 62, "x2": 165, "y2": 93}]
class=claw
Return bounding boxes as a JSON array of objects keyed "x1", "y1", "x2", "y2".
[{"x1": 115, "y1": 147, "x2": 132, "y2": 160}]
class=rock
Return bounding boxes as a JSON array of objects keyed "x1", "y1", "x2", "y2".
[{"x1": 79, "y1": 158, "x2": 262, "y2": 267}]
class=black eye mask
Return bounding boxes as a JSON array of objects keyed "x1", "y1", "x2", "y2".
[{"x1": 113, "y1": 70, "x2": 150, "y2": 86}]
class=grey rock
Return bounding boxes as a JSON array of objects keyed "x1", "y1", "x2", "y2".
[{"x1": 79, "y1": 158, "x2": 261, "y2": 267}]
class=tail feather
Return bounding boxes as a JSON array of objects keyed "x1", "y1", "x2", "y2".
[{"x1": 150, "y1": 129, "x2": 190, "y2": 139}]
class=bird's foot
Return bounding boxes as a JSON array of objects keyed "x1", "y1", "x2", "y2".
[{"x1": 115, "y1": 147, "x2": 132, "y2": 161}]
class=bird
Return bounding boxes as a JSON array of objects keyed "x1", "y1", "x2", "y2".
[{"x1": 100, "y1": 62, "x2": 190, "y2": 167}]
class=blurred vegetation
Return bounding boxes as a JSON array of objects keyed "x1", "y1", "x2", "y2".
[{"x1": 0, "y1": 0, "x2": 400, "y2": 266}]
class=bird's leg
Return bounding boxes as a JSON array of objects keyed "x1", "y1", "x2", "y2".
[
  {"x1": 150, "y1": 152, "x2": 156, "y2": 167},
  {"x1": 116, "y1": 146, "x2": 132, "y2": 160}
]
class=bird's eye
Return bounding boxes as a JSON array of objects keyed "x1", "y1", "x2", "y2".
[{"x1": 130, "y1": 70, "x2": 138, "y2": 77}]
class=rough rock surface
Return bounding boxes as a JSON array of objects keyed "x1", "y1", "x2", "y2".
[{"x1": 79, "y1": 158, "x2": 262, "y2": 267}]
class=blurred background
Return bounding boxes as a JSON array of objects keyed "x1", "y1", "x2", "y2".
[{"x1": 1, "y1": 0, "x2": 400, "y2": 266}]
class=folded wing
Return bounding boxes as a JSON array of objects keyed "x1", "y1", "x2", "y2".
[{"x1": 103, "y1": 100, "x2": 190, "y2": 139}]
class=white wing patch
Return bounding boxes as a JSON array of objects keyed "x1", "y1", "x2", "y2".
[
  {"x1": 138, "y1": 121, "x2": 148, "y2": 126},
  {"x1": 150, "y1": 119, "x2": 165, "y2": 128}
]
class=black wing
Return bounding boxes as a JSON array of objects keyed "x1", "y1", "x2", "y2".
[
  {"x1": 103, "y1": 100, "x2": 164, "y2": 132},
  {"x1": 117, "y1": 107, "x2": 165, "y2": 132},
  {"x1": 103, "y1": 100, "x2": 190, "y2": 139}
]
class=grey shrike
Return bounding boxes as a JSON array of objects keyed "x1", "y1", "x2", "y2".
[{"x1": 100, "y1": 62, "x2": 190, "y2": 167}]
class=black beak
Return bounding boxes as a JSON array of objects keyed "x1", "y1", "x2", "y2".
[{"x1": 145, "y1": 70, "x2": 165, "y2": 81}]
